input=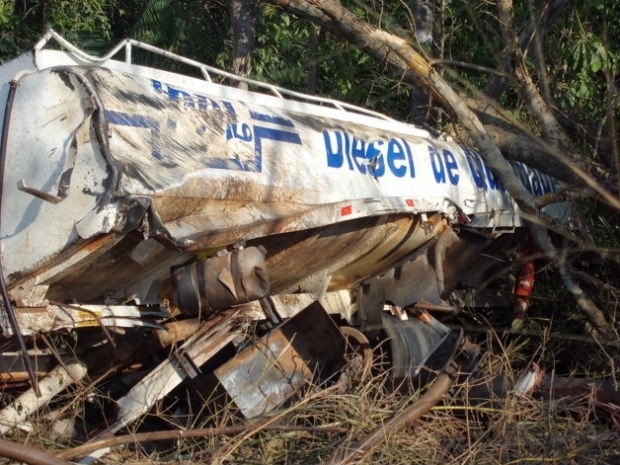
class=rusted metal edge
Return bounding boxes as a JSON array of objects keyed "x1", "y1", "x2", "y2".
[{"x1": 76, "y1": 310, "x2": 245, "y2": 464}]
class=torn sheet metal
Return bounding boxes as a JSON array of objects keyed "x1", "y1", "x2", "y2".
[
  {"x1": 99, "y1": 310, "x2": 244, "y2": 435},
  {"x1": 1, "y1": 303, "x2": 170, "y2": 336},
  {"x1": 215, "y1": 301, "x2": 346, "y2": 418}
]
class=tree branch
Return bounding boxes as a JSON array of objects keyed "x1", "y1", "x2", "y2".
[
  {"x1": 230, "y1": 0, "x2": 255, "y2": 88},
  {"x1": 268, "y1": 0, "x2": 619, "y2": 340},
  {"x1": 497, "y1": 0, "x2": 572, "y2": 151},
  {"x1": 271, "y1": 0, "x2": 618, "y2": 203}
]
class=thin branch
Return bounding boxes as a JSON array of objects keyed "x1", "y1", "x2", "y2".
[
  {"x1": 328, "y1": 372, "x2": 454, "y2": 464},
  {"x1": 430, "y1": 58, "x2": 512, "y2": 78},
  {"x1": 270, "y1": 0, "x2": 619, "y2": 340},
  {"x1": 497, "y1": 0, "x2": 571, "y2": 150},
  {"x1": 56, "y1": 423, "x2": 348, "y2": 460}
]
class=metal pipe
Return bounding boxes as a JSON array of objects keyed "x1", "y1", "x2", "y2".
[
  {"x1": 0, "y1": 79, "x2": 41, "y2": 396},
  {"x1": 36, "y1": 29, "x2": 405, "y2": 124}
]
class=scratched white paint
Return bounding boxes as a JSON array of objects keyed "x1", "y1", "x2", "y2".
[{"x1": 0, "y1": 33, "x2": 571, "y2": 296}]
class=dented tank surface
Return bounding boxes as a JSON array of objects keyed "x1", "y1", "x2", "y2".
[
  {"x1": 0, "y1": 31, "x2": 577, "y2": 448},
  {"x1": 0, "y1": 33, "x2": 570, "y2": 308}
]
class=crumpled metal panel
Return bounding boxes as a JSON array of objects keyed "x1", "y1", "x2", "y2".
[
  {"x1": 86, "y1": 64, "x2": 564, "y2": 231},
  {"x1": 0, "y1": 38, "x2": 571, "y2": 309},
  {"x1": 214, "y1": 301, "x2": 346, "y2": 418},
  {"x1": 0, "y1": 69, "x2": 113, "y2": 283}
]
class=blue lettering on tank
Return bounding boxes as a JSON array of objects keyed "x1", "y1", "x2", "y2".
[
  {"x1": 429, "y1": 145, "x2": 446, "y2": 183},
  {"x1": 352, "y1": 137, "x2": 367, "y2": 174},
  {"x1": 486, "y1": 163, "x2": 502, "y2": 190},
  {"x1": 251, "y1": 124, "x2": 302, "y2": 172},
  {"x1": 403, "y1": 139, "x2": 415, "y2": 178},
  {"x1": 323, "y1": 130, "x2": 416, "y2": 178},
  {"x1": 152, "y1": 79, "x2": 229, "y2": 114},
  {"x1": 512, "y1": 162, "x2": 535, "y2": 194},
  {"x1": 342, "y1": 132, "x2": 353, "y2": 170},
  {"x1": 512, "y1": 163, "x2": 559, "y2": 195},
  {"x1": 223, "y1": 111, "x2": 302, "y2": 172},
  {"x1": 428, "y1": 145, "x2": 460, "y2": 185},
  {"x1": 387, "y1": 139, "x2": 407, "y2": 177},
  {"x1": 324, "y1": 130, "x2": 344, "y2": 168},
  {"x1": 106, "y1": 110, "x2": 164, "y2": 161},
  {"x1": 226, "y1": 123, "x2": 252, "y2": 142},
  {"x1": 464, "y1": 148, "x2": 486, "y2": 189},
  {"x1": 222, "y1": 101, "x2": 237, "y2": 118},
  {"x1": 168, "y1": 87, "x2": 192, "y2": 105},
  {"x1": 249, "y1": 111, "x2": 294, "y2": 127},
  {"x1": 195, "y1": 94, "x2": 220, "y2": 112},
  {"x1": 117, "y1": 80, "x2": 303, "y2": 172},
  {"x1": 530, "y1": 169, "x2": 543, "y2": 196},
  {"x1": 539, "y1": 172, "x2": 552, "y2": 194},
  {"x1": 367, "y1": 140, "x2": 386, "y2": 177},
  {"x1": 443, "y1": 149, "x2": 460, "y2": 185}
]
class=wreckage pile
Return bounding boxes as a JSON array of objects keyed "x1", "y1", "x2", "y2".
[
  {"x1": 0, "y1": 31, "x2": 618, "y2": 464},
  {"x1": 0, "y1": 333, "x2": 619, "y2": 465}
]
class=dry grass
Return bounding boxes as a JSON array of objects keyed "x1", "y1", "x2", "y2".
[{"x1": 1, "y1": 334, "x2": 619, "y2": 465}]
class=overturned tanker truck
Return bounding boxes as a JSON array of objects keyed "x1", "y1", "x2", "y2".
[{"x1": 0, "y1": 31, "x2": 572, "y2": 438}]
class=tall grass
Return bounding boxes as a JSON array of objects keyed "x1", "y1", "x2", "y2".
[{"x1": 1, "y1": 330, "x2": 617, "y2": 465}]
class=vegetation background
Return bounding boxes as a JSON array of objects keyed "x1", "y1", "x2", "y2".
[{"x1": 1, "y1": 1, "x2": 619, "y2": 463}]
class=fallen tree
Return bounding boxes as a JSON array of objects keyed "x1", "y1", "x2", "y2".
[{"x1": 267, "y1": 0, "x2": 619, "y2": 341}]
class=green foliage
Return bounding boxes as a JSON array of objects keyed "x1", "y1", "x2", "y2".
[
  {"x1": 129, "y1": 0, "x2": 228, "y2": 73},
  {"x1": 548, "y1": 3, "x2": 620, "y2": 119},
  {"x1": 252, "y1": 10, "x2": 309, "y2": 90},
  {"x1": 0, "y1": 0, "x2": 116, "y2": 62},
  {"x1": 48, "y1": 0, "x2": 112, "y2": 41},
  {"x1": 433, "y1": 0, "x2": 504, "y2": 87},
  {"x1": 253, "y1": 10, "x2": 373, "y2": 101},
  {"x1": 0, "y1": 0, "x2": 227, "y2": 65},
  {"x1": 253, "y1": 6, "x2": 414, "y2": 120},
  {"x1": 0, "y1": 0, "x2": 39, "y2": 62},
  {"x1": 0, "y1": 0, "x2": 13, "y2": 27}
]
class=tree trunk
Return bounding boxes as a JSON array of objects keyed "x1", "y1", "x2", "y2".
[
  {"x1": 269, "y1": 0, "x2": 618, "y2": 340},
  {"x1": 230, "y1": 0, "x2": 255, "y2": 88},
  {"x1": 271, "y1": 0, "x2": 618, "y2": 201}
]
